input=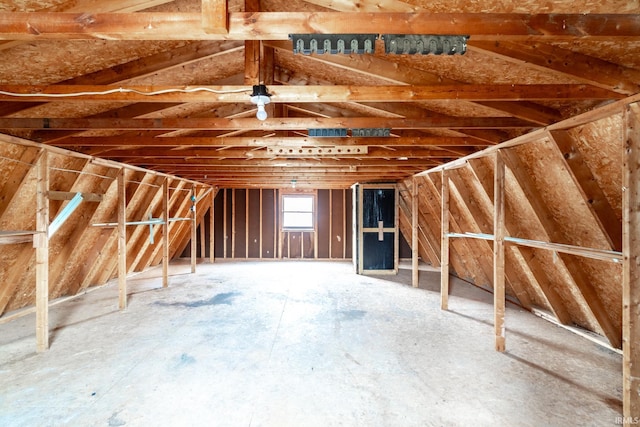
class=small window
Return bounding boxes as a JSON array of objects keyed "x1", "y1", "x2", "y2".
[{"x1": 282, "y1": 195, "x2": 314, "y2": 230}]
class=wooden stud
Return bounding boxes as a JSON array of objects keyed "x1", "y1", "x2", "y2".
[
  {"x1": 412, "y1": 177, "x2": 419, "y2": 288},
  {"x1": 200, "y1": 207, "x2": 206, "y2": 259},
  {"x1": 273, "y1": 189, "x2": 277, "y2": 259},
  {"x1": 162, "y1": 178, "x2": 169, "y2": 287},
  {"x1": 623, "y1": 102, "x2": 640, "y2": 420},
  {"x1": 191, "y1": 185, "x2": 197, "y2": 273},
  {"x1": 329, "y1": 190, "x2": 333, "y2": 259},
  {"x1": 394, "y1": 186, "x2": 400, "y2": 273},
  {"x1": 494, "y1": 151, "x2": 506, "y2": 352},
  {"x1": 342, "y1": 189, "x2": 346, "y2": 259},
  {"x1": 35, "y1": 150, "x2": 49, "y2": 352},
  {"x1": 315, "y1": 190, "x2": 319, "y2": 259},
  {"x1": 246, "y1": 188, "x2": 249, "y2": 259},
  {"x1": 231, "y1": 188, "x2": 236, "y2": 258},
  {"x1": 223, "y1": 188, "x2": 227, "y2": 259},
  {"x1": 441, "y1": 170, "x2": 450, "y2": 310},
  {"x1": 209, "y1": 188, "x2": 215, "y2": 263},
  {"x1": 259, "y1": 189, "x2": 263, "y2": 259},
  {"x1": 117, "y1": 168, "x2": 127, "y2": 310}
]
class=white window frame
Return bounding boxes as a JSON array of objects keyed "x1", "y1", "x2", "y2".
[{"x1": 281, "y1": 193, "x2": 316, "y2": 231}]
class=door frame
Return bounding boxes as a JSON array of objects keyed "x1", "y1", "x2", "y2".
[{"x1": 357, "y1": 183, "x2": 399, "y2": 275}]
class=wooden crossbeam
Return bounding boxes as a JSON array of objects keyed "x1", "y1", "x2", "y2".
[
  {"x1": 0, "y1": 13, "x2": 638, "y2": 41},
  {"x1": 0, "y1": 84, "x2": 620, "y2": 103},
  {"x1": 53, "y1": 136, "x2": 488, "y2": 147},
  {"x1": 0, "y1": 116, "x2": 535, "y2": 131},
  {"x1": 93, "y1": 146, "x2": 469, "y2": 159}
]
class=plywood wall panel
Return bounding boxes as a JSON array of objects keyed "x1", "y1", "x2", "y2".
[
  {"x1": 261, "y1": 189, "x2": 276, "y2": 259},
  {"x1": 247, "y1": 189, "x2": 261, "y2": 258},
  {"x1": 331, "y1": 189, "x2": 344, "y2": 259},
  {"x1": 317, "y1": 189, "x2": 330, "y2": 259},
  {"x1": 569, "y1": 114, "x2": 624, "y2": 221},
  {"x1": 213, "y1": 189, "x2": 225, "y2": 258},
  {"x1": 235, "y1": 189, "x2": 247, "y2": 258}
]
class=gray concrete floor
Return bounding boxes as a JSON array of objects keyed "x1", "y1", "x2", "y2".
[{"x1": 0, "y1": 260, "x2": 623, "y2": 426}]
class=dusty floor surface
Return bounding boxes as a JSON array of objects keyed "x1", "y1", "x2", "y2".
[{"x1": 0, "y1": 260, "x2": 623, "y2": 426}]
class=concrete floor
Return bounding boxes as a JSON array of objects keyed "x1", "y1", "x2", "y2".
[{"x1": 0, "y1": 260, "x2": 623, "y2": 426}]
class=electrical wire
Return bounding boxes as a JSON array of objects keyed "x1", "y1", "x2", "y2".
[
  {"x1": 49, "y1": 166, "x2": 116, "y2": 180},
  {"x1": 0, "y1": 155, "x2": 36, "y2": 167},
  {"x1": 0, "y1": 86, "x2": 252, "y2": 98}
]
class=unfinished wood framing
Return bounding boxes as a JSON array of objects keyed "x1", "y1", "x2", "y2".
[
  {"x1": 35, "y1": 150, "x2": 49, "y2": 352},
  {"x1": 162, "y1": 178, "x2": 169, "y2": 288},
  {"x1": 440, "y1": 170, "x2": 450, "y2": 310},
  {"x1": 623, "y1": 102, "x2": 640, "y2": 419},
  {"x1": 493, "y1": 152, "x2": 506, "y2": 352},
  {"x1": 0, "y1": 2, "x2": 639, "y2": 420},
  {"x1": 210, "y1": 188, "x2": 215, "y2": 263},
  {"x1": 210, "y1": 188, "x2": 350, "y2": 260},
  {"x1": 412, "y1": 177, "x2": 419, "y2": 288},
  {"x1": 117, "y1": 168, "x2": 127, "y2": 310},
  {"x1": 191, "y1": 186, "x2": 197, "y2": 273},
  {"x1": 201, "y1": 0, "x2": 228, "y2": 34}
]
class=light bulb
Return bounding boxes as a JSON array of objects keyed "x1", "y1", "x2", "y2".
[{"x1": 256, "y1": 102, "x2": 268, "y2": 121}]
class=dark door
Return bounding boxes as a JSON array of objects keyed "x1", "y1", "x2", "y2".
[{"x1": 355, "y1": 184, "x2": 398, "y2": 274}]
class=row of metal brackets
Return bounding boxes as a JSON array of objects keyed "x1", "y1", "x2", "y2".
[{"x1": 290, "y1": 34, "x2": 468, "y2": 55}]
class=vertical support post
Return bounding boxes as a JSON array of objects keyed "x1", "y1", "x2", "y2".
[
  {"x1": 412, "y1": 177, "x2": 419, "y2": 288},
  {"x1": 191, "y1": 185, "x2": 197, "y2": 273},
  {"x1": 231, "y1": 188, "x2": 236, "y2": 258},
  {"x1": 329, "y1": 189, "x2": 333, "y2": 259},
  {"x1": 440, "y1": 170, "x2": 450, "y2": 310},
  {"x1": 315, "y1": 191, "x2": 321, "y2": 259},
  {"x1": 201, "y1": 0, "x2": 228, "y2": 34},
  {"x1": 117, "y1": 168, "x2": 127, "y2": 310},
  {"x1": 35, "y1": 150, "x2": 49, "y2": 352},
  {"x1": 246, "y1": 189, "x2": 249, "y2": 259},
  {"x1": 494, "y1": 151, "x2": 507, "y2": 352},
  {"x1": 623, "y1": 102, "x2": 640, "y2": 419},
  {"x1": 394, "y1": 186, "x2": 400, "y2": 273},
  {"x1": 342, "y1": 189, "x2": 347, "y2": 259},
  {"x1": 209, "y1": 188, "x2": 215, "y2": 263},
  {"x1": 200, "y1": 212, "x2": 206, "y2": 259},
  {"x1": 259, "y1": 189, "x2": 263, "y2": 259},
  {"x1": 223, "y1": 188, "x2": 227, "y2": 259},
  {"x1": 274, "y1": 189, "x2": 278, "y2": 258},
  {"x1": 162, "y1": 178, "x2": 169, "y2": 288}
]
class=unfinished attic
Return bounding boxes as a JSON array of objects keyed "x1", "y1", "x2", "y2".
[{"x1": 1, "y1": 0, "x2": 639, "y2": 425}]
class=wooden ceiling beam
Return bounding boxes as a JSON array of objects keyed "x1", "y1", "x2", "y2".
[
  {"x1": 89, "y1": 146, "x2": 465, "y2": 158},
  {"x1": 0, "y1": 84, "x2": 620, "y2": 103},
  {"x1": 0, "y1": 13, "x2": 638, "y2": 41},
  {"x1": 0, "y1": 116, "x2": 537, "y2": 130},
  {"x1": 54, "y1": 136, "x2": 486, "y2": 147},
  {"x1": 127, "y1": 158, "x2": 437, "y2": 167}
]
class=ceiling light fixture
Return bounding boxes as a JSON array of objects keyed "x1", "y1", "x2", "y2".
[{"x1": 250, "y1": 84, "x2": 271, "y2": 121}]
